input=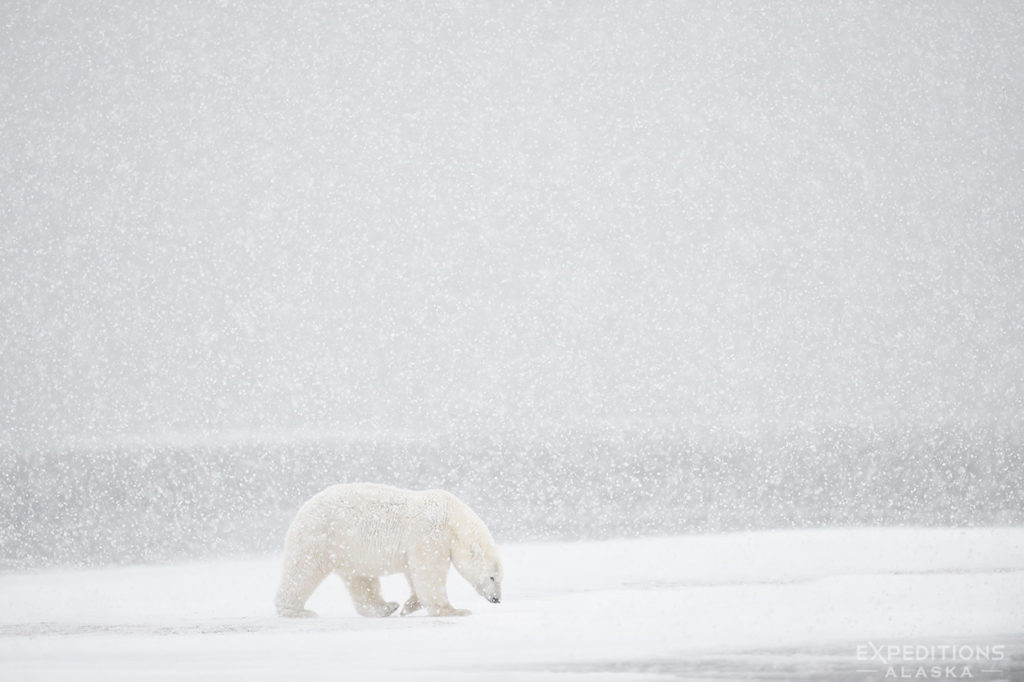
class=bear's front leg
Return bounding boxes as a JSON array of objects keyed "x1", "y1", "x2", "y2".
[
  {"x1": 341, "y1": 575, "x2": 399, "y2": 618},
  {"x1": 407, "y1": 563, "x2": 470, "y2": 617}
]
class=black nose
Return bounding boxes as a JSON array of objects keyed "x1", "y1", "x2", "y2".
[{"x1": 489, "y1": 597, "x2": 500, "y2": 604}]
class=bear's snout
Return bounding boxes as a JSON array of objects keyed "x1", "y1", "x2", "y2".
[{"x1": 488, "y1": 596, "x2": 500, "y2": 604}]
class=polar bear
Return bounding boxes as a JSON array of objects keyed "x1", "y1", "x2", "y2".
[{"x1": 274, "y1": 483, "x2": 502, "y2": 618}]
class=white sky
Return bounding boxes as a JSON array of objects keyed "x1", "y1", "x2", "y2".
[{"x1": 3, "y1": 2, "x2": 1022, "y2": 446}]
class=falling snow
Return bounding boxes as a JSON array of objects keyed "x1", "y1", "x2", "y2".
[{"x1": 1, "y1": 2, "x2": 1022, "y2": 680}]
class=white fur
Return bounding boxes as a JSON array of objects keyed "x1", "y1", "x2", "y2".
[{"x1": 274, "y1": 483, "x2": 502, "y2": 618}]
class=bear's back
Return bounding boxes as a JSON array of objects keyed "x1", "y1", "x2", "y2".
[{"x1": 286, "y1": 483, "x2": 455, "y2": 574}]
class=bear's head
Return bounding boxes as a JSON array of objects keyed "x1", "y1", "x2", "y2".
[
  {"x1": 446, "y1": 494, "x2": 503, "y2": 605},
  {"x1": 452, "y1": 539, "x2": 503, "y2": 605}
]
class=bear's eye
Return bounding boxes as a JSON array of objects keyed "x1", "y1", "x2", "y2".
[{"x1": 489, "y1": 576, "x2": 495, "y2": 582}]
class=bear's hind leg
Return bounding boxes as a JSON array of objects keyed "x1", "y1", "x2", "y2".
[
  {"x1": 275, "y1": 556, "x2": 330, "y2": 618},
  {"x1": 341, "y1": 575, "x2": 399, "y2": 618},
  {"x1": 400, "y1": 573, "x2": 423, "y2": 616},
  {"x1": 400, "y1": 594, "x2": 422, "y2": 616}
]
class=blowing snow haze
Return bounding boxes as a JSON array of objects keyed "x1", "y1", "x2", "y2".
[{"x1": 2, "y1": 2, "x2": 1023, "y2": 448}]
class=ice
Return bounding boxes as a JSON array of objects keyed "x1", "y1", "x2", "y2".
[{"x1": 2, "y1": 528, "x2": 1022, "y2": 681}]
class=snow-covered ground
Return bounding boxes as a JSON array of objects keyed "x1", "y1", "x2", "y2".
[{"x1": 1, "y1": 528, "x2": 1022, "y2": 681}]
